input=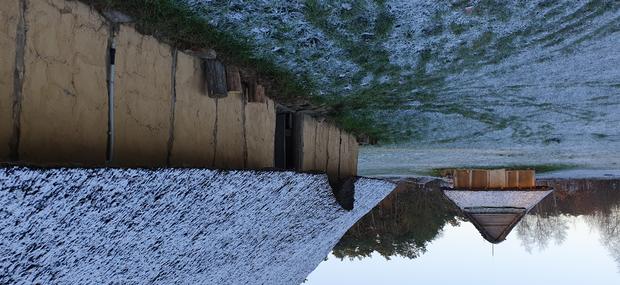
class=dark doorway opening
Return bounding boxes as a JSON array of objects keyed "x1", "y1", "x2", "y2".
[{"x1": 274, "y1": 112, "x2": 296, "y2": 169}]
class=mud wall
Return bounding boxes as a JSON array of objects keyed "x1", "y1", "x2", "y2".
[
  {"x1": 213, "y1": 92, "x2": 245, "y2": 169},
  {"x1": 326, "y1": 124, "x2": 341, "y2": 177},
  {"x1": 169, "y1": 52, "x2": 216, "y2": 167},
  {"x1": 339, "y1": 133, "x2": 351, "y2": 179},
  {"x1": 112, "y1": 25, "x2": 172, "y2": 167},
  {"x1": 350, "y1": 135, "x2": 359, "y2": 175},
  {"x1": 0, "y1": 0, "x2": 19, "y2": 160},
  {"x1": 299, "y1": 114, "x2": 317, "y2": 170},
  {"x1": 314, "y1": 119, "x2": 329, "y2": 172},
  {"x1": 19, "y1": 0, "x2": 109, "y2": 165},
  {"x1": 0, "y1": 0, "x2": 356, "y2": 174},
  {"x1": 245, "y1": 99, "x2": 276, "y2": 169},
  {"x1": 296, "y1": 114, "x2": 359, "y2": 178}
]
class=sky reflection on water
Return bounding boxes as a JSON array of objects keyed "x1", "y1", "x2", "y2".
[{"x1": 305, "y1": 179, "x2": 620, "y2": 284}]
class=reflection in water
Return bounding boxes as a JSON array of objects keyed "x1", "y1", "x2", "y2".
[
  {"x1": 594, "y1": 205, "x2": 620, "y2": 271},
  {"x1": 517, "y1": 214, "x2": 568, "y2": 252},
  {"x1": 444, "y1": 189, "x2": 552, "y2": 243},
  {"x1": 522, "y1": 179, "x2": 620, "y2": 269},
  {"x1": 330, "y1": 178, "x2": 620, "y2": 271},
  {"x1": 332, "y1": 180, "x2": 460, "y2": 260}
]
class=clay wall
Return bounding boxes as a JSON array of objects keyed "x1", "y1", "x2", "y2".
[
  {"x1": 0, "y1": 0, "x2": 357, "y2": 176},
  {"x1": 169, "y1": 52, "x2": 216, "y2": 167},
  {"x1": 18, "y1": 0, "x2": 109, "y2": 165},
  {"x1": 213, "y1": 92, "x2": 245, "y2": 169},
  {"x1": 295, "y1": 115, "x2": 360, "y2": 178},
  {"x1": 0, "y1": 0, "x2": 19, "y2": 160},
  {"x1": 112, "y1": 25, "x2": 172, "y2": 166},
  {"x1": 245, "y1": 98, "x2": 276, "y2": 169}
]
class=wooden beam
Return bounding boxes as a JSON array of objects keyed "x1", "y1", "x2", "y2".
[
  {"x1": 252, "y1": 84, "x2": 266, "y2": 103},
  {"x1": 226, "y1": 65, "x2": 241, "y2": 92},
  {"x1": 203, "y1": 59, "x2": 227, "y2": 98}
]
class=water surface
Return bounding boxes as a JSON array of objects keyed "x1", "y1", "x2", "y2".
[{"x1": 305, "y1": 178, "x2": 620, "y2": 284}]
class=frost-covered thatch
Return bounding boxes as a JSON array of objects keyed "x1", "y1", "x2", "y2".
[
  {"x1": 444, "y1": 190, "x2": 553, "y2": 243},
  {"x1": 0, "y1": 168, "x2": 394, "y2": 284},
  {"x1": 444, "y1": 190, "x2": 553, "y2": 211}
]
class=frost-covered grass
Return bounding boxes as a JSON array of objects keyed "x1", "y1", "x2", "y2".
[
  {"x1": 74, "y1": 0, "x2": 620, "y2": 177},
  {"x1": 82, "y1": 0, "x2": 410, "y2": 140},
  {"x1": 359, "y1": 142, "x2": 620, "y2": 178},
  {"x1": 82, "y1": 0, "x2": 620, "y2": 147},
  {"x1": 0, "y1": 167, "x2": 394, "y2": 284},
  {"x1": 82, "y1": 0, "x2": 314, "y2": 103},
  {"x1": 184, "y1": 0, "x2": 620, "y2": 145}
]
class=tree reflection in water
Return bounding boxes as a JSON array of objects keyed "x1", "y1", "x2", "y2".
[
  {"x1": 333, "y1": 178, "x2": 620, "y2": 270},
  {"x1": 332, "y1": 179, "x2": 461, "y2": 260},
  {"x1": 531, "y1": 179, "x2": 620, "y2": 270},
  {"x1": 594, "y1": 205, "x2": 620, "y2": 271},
  {"x1": 516, "y1": 214, "x2": 568, "y2": 252}
]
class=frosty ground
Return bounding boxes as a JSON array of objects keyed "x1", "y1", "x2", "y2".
[
  {"x1": 187, "y1": 0, "x2": 620, "y2": 145},
  {"x1": 184, "y1": 1, "x2": 620, "y2": 172}
]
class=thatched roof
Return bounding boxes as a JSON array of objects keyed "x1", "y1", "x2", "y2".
[
  {"x1": 444, "y1": 190, "x2": 553, "y2": 211},
  {"x1": 443, "y1": 190, "x2": 553, "y2": 243},
  {"x1": 462, "y1": 208, "x2": 526, "y2": 243},
  {"x1": 0, "y1": 167, "x2": 395, "y2": 284}
]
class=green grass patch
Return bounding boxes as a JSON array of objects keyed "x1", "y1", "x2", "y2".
[
  {"x1": 592, "y1": 133, "x2": 608, "y2": 139},
  {"x1": 374, "y1": 9, "x2": 395, "y2": 38},
  {"x1": 302, "y1": 0, "x2": 416, "y2": 143},
  {"x1": 472, "y1": 31, "x2": 495, "y2": 51},
  {"x1": 474, "y1": 0, "x2": 511, "y2": 21},
  {"x1": 449, "y1": 22, "x2": 468, "y2": 35}
]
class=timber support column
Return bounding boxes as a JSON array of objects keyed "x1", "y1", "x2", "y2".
[{"x1": 8, "y1": 0, "x2": 27, "y2": 162}]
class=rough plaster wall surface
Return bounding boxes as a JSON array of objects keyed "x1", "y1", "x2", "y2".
[
  {"x1": 170, "y1": 52, "x2": 216, "y2": 167},
  {"x1": 213, "y1": 92, "x2": 245, "y2": 169},
  {"x1": 20, "y1": 0, "x2": 108, "y2": 165},
  {"x1": 339, "y1": 132, "x2": 351, "y2": 178},
  {"x1": 114, "y1": 25, "x2": 172, "y2": 167},
  {"x1": 0, "y1": 0, "x2": 19, "y2": 160},
  {"x1": 314, "y1": 120, "x2": 329, "y2": 172},
  {"x1": 326, "y1": 124, "x2": 341, "y2": 178},
  {"x1": 0, "y1": 167, "x2": 395, "y2": 284},
  {"x1": 245, "y1": 98, "x2": 275, "y2": 169},
  {"x1": 326, "y1": 124, "x2": 340, "y2": 176},
  {"x1": 300, "y1": 114, "x2": 317, "y2": 171},
  {"x1": 350, "y1": 135, "x2": 359, "y2": 176}
]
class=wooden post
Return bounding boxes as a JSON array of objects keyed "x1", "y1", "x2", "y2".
[
  {"x1": 203, "y1": 59, "x2": 227, "y2": 98},
  {"x1": 226, "y1": 65, "x2": 242, "y2": 93},
  {"x1": 252, "y1": 84, "x2": 266, "y2": 103}
]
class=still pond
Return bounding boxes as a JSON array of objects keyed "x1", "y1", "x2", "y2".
[{"x1": 305, "y1": 178, "x2": 620, "y2": 284}]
